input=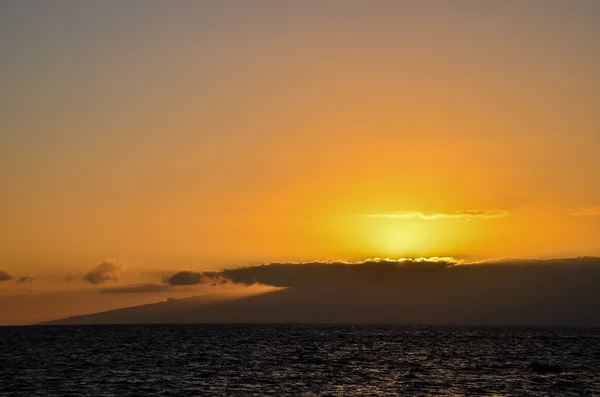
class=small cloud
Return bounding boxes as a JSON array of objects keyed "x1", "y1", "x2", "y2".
[
  {"x1": 0, "y1": 269, "x2": 13, "y2": 282},
  {"x1": 16, "y1": 276, "x2": 35, "y2": 284},
  {"x1": 164, "y1": 271, "x2": 204, "y2": 287},
  {"x1": 365, "y1": 209, "x2": 510, "y2": 221},
  {"x1": 100, "y1": 283, "x2": 171, "y2": 294},
  {"x1": 572, "y1": 206, "x2": 600, "y2": 217},
  {"x1": 82, "y1": 260, "x2": 122, "y2": 285}
]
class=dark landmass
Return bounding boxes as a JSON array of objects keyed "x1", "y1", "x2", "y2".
[{"x1": 41, "y1": 260, "x2": 600, "y2": 326}]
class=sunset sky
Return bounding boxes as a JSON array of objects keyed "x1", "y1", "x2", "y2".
[{"x1": 1, "y1": 1, "x2": 599, "y2": 324}]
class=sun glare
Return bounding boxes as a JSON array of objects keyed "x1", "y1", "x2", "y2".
[{"x1": 365, "y1": 221, "x2": 426, "y2": 257}]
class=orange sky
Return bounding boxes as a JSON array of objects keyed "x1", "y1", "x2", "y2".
[{"x1": 1, "y1": 1, "x2": 599, "y2": 324}]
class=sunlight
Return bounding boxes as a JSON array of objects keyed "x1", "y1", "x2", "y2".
[{"x1": 365, "y1": 221, "x2": 427, "y2": 257}]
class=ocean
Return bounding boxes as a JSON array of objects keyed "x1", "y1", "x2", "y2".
[{"x1": 1, "y1": 324, "x2": 599, "y2": 396}]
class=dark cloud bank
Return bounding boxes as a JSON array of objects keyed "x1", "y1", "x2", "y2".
[{"x1": 46, "y1": 257, "x2": 600, "y2": 326}]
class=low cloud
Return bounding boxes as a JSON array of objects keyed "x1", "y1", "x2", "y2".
[
  {"x1": 472, "y1": 256, "x2": 600, "y2": 267},
  {"x1": 165, "y1": 257, "x2": 462, "y2": 288},
  {"x1": 163, "y1": 271, "x2": 205, "y2": 286},
  {"x1": 572, "y1": 205, "x2": 600, "y2": 217},
  {"x1": 82, "y1": 260, "x2": 122, "y2": 285},
  {"x1": 16, "y1": 276, "x2": 35, "y2": 284},
  {"x1": 164, "y1": 256, "x2": 600, "y2": 291},
  {"x1": 100, "y1": 283, "x2": 171, "y2": 294},
  {"x1": 0, "y1": 270, "x2": 13, "y2": 282},
  {"x1": 365, "y1": 209, "x2": 510, "y2": 221}
]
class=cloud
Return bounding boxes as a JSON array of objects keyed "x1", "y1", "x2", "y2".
[
  {"x1": 0, "y1": 270, "x2": 13, "y2": 282},
  {"x1": 365, "y1": 209, "x2": 510, "y2": 221},
  {"x1": 100, "y1": 283, "x2": 171, "y2": 294},
  {"x1": 163, "y1": 270, "x2": 230, "y2": 287},
  {"x1": 571, "y1": 205, "x2": 600, "y2": 217},
  {"x1": 16, "y1": 276, "x2": 35, "y2": 284},
  {"x1": 165, "y1": 257, "x2": 462, "y2": 288},
  {"x1": 164, "y1": 271, "x2": 211, "y2": 286},
  {"x1": 82, "y1": 260, "x2": 122, "y2": 285},
  {"x1": 164, "y1": 256, "x2": 600, "y2": 291},
  {"x1": 471, "y1": 256, "x2": 600, "y2": 267}
]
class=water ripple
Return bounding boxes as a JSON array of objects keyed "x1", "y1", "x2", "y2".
[{"x1": 1, "y1": 325, "x2": 599, "y2": 396}]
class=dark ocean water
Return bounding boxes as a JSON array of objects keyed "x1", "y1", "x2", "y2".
[{"x1": 1, "y1": 325, "x2": 599, "y2": 396}]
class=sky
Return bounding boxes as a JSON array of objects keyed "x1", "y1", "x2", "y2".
[{"x1": 1, "y1": 1, "x2": 599, "y2": 325}]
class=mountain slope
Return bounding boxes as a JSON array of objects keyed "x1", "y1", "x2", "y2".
[{"x1": 41, "y1": 282, "x2": 600, "y2": 326}]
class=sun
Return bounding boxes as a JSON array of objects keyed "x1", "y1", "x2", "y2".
[
  {"x1": 371, "y1": 222, "x2": 426, "y2": 256},
  {"x1": 334, "y1": 214, "x2": 432, "y2": 258}
]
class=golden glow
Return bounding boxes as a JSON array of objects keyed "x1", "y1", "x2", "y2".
[{"x1": 1, "y1": 2, "x2": 599, "y2": 324}]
